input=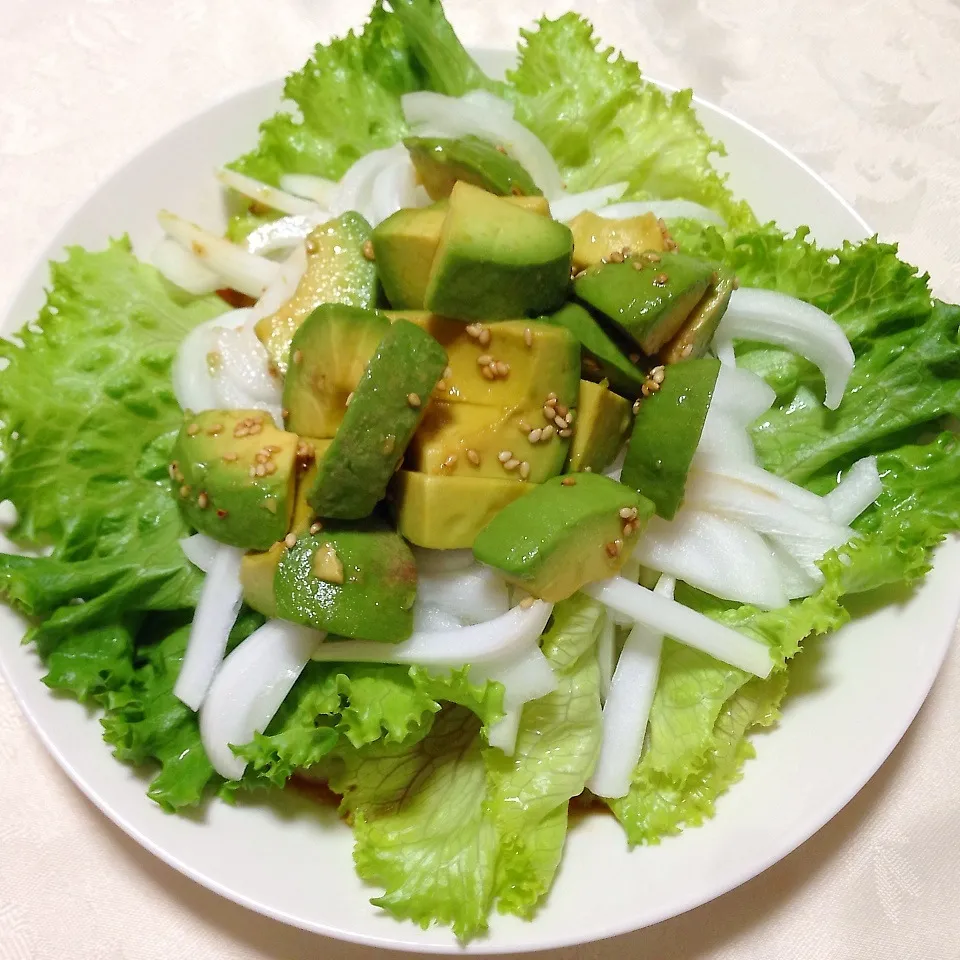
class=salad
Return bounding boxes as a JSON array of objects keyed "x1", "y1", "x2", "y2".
[{"x1": 3, "y1": 0, "x2": 960, "y2": 943}]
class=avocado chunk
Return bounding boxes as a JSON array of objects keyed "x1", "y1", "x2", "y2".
[
  {"x1": 171, "y1": 410, "x2": 298, "y2": 550},
  {"x1": 567, "y1": 381, "x2": 633, "y2": 474},
  {"x1": 568, "y1": 210, "x2": 664, "y2": 270},
  {"x1": 391, "y1": 471, "x2": 535, "y2": 549},
  {"x1": 425, "y1": 182, "x2": 573, "y2": 321},
  {"x1": 308, "y1": 319, "x2": 447, "y2": 519},
  {"x1": 621, "y1": 357, "x2": 720, "y2": 520},
  {"x1": 274, "y1": 520, "x2": 417, "y2": 642},
  {"x1": 544, "y1": 303, "x2": 647, "y2": 396},
  {"x1": 506, "y1": 195, "x2": 551, "y2": 216},
  {"x1": 405, "y1": 135, "x2": 542, "y2": 200},
  {"x1": 372, "y1": 203, "x2": 447, "y2": 310},
  {"x1": 255, "y1": 213, "x2": 377, "y2": 374},
  {"x1": 473, "y1": 473, "x2": 654, "y2": 601},
  {"x1": 661, "y1": 268, "x2": 734, "y2": 364},
  {"x1": 409, "y1": 400, "x2": 571, "y2": 483},
  {"x1": 388, "y1": 313, "x2": 580, "y2": 409},
  {"x1": 282, "y1": 304, "x2": 390, "y2": 438},
  {"x1": 574, "y1": 252, "x2": 715, "y2": 356}
]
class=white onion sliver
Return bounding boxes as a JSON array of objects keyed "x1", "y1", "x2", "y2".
[
  {"x1": 174, "y1": 545, "x2": 246, "y2": 711},
  {"x1": 551, "y1": 182, "x2": 628, "y2": 222},
  {"x1": 584, "y1": 576, "x2": 774, "y2": 677},
  {"x1": 598, "y1": 199, "x2": 726, "y2": 226},
  {"x1": 692, "y1": 460, "x2": 831, "y2": 519},
  {"x1": 696, "y1": 407, "x2": 758, "y2": 467},
  {"x1": 824, "y1": 456, "x2": 883, "y2": 525},
  {"x1": 245, "y1": 213, "x2": 327, "y2": 256},
  {"x1": 330, "y1": 144, "x2": 408, "y2": 220},
  {"x1": 596, "y1": 612, "x2": 615, "y2": 702},
  {"x1": 152, "y1": 238, "x2": 221, "y2": 295},
  {"x1": 248, "y1": 244, "x2": 308, "y2": 319},
  {"x1": 172, "y1": 310, "x2": 247, "y2": 413},
  {"x1": 216, "y1": 168, "x2": 319, "y2": 216},
  {"x1": 367, "y1": 157, "x2": 422, "y2": 226},
  {"x1": 636, "y1": 510, "x2": 787, "y2": 609},
  {"x1": 159, "y1": 211, "x2": 279, "y2": 299},
  {"x1": 413, "y1": 602, "x2": 464, "y2": 633},
  {"x1": 200, "y1": 620, "x2": 322, "y2": 779},
  {"x1": 214, "y1": 323, "x2": 283, "y2": 406},
  {"x1": 417, "y1": 565, "x2": 510, "y2": 626},
  {"x1": 401, "y1": 91, "x2": 563, "y2": 197},
  {"x1": 279, "y1": 173, "x2": 339, "y2": 206},
  {"x1": 178, "y1": 533, "x2": 221, "y2": 573},
  {"x1": 411, "y1": 546, "x2": 476, "y2": 574},
  {"x1": 461, "y1": 89, "x2": 516, "y2": 121},
  {"x1": 589, "y1": 574, "x2": 674, "y2": 799},
  {"x1": 715, "y1": 340, "x2": 737, "y2": 367},
  {"x1": 714, "y1": 288, "x2": 854, "y2": 410},
  {"x1": 710, "y1": 364, "x2": 777, "y2": 424},
  {"x1": 309, "y1": 601, "x2": 553, "y2": 667},
  {"x1": 769, "y1": 541, "x2": 823, "y2": 599},
  {"x1": 603, "y1": 445, "x2": 627, "y2": 482}
]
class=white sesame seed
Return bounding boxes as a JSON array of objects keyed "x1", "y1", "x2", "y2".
[
  {"x1": 541, "y1": 425, "x2": 555, "y2": 441},
  {"x1": 477, "y1": 354, "x2": 493, "y2": 366},
  {"x1": 495, "y1": 361, "x2": 510, "y2": 377},
  {"x1": 466, "y1": 449, "x2": 481, "y2": 466},
  {"x1": 619, "y1": 507, "x2": 634, "y2": 519},
  {"x1": 504, "y1": 458, "x2": 520, "y2": 471},
  {"x1": 524, "y1": 327, "x2": 533, "y2": 347},
  {"x1": 407, "y1": 392, "x2": 421, "y2": 407},
  {"x1": 519, "y1": 461, "x2": 531, "y2": 479},
  {"x1": 498, "y1": 450, "x2": 513, "y2": 463},
  {"x1": 559, "y1": 428, "x2": 572, "y2": 438},
  {"x1": 554, "y1": 415, "x2": 567, "y2": 429},
  {"x1": 309, "y1": 521, "x2": 323, "y2": 535},
  {"x1": 528, "y1": 428, "x2": 542, "y2": 443},
  {"x1": 284, "y1": 533, "x2": 297, "y2": 549},
  {"x1": 478, "y1": 329, "x2": 491, "y2": 347}
]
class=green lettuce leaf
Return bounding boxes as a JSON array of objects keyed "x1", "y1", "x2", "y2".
[
  {"x1": 507, "y1": 14, "x2": 754, "y2": 229},
  {"x1": 325, "y1": 596, "x2": 603, "y2": 940}
]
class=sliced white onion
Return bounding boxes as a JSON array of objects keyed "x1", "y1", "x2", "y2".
[
  {"x1": 596, "y1": 612, "x2": 615, "y2": 703},
  {"x1": 214, "y1": 322, "x2": 283, "y2": 406},
  {"x1": 551, "y1": 182, "x2": 628, "y2": 222},
  {"x1": 172, "y1": 310, "x2": 248, "y2": 413},
  {"x1": 248, "y1": 244, "x2": 308, "y2": 319},
  {"x1": 413, "y1": 603, "x2": 464, "y2": 633},
  {"x1": 200, "y1": 620, "x2": 322, "y2": 779},
  {"x1": 603, "y1": 445, "x2": 628, "y2": 482},
  {"x1": 584, "y1": 576, "x2": 774, "y2": 677},
  {"x1": 178, "y1": 533, "x2": 221, "y2": 574},
  {"x1": 691, "y1": 460, "x2": 832, "y2": 519},
  {"x1": 589, "y1": 574, "x2": 675, "y2": 799},
  {"x1": 411, "y1": 547, "x2": 476, "y2": 574},
  {"x1": 824, "y1": 456, "x2": 882, "y2": 525},
  {"x1": 216, "y1": 168, "x2": 319, "y2": 216},
  {"x1": 367, "y1": 157, "x2": 424, "y2": 226},
  {"x1": 473, "y1": 644, "x2": 557, "y2": 755},
  {"x1": 715, "y1": 340, "x2": 737, "y2": 367},
  {"x1": 244, "y1": 213, "x2": 328, "y2": 256},
  {"x1": 710, "y1": 364, "x2": 777, "y2": 425},
  {"x1": 279, "y1": 173, "x2": 339, "y2": 206},
  {"x1": 158, "y1": 211, "x2": 279, "y2": 299},
  {"x1": 174, "y1": 545, "x2": 246, "y2": 711},
  {"x1": 152, "y1": 238, "x2": 221, "y2": 295},
  {"x1": 696, "y1": 407, "x2": 758, "y2": 466},
  {"x1": 460, "y1": 89, "x2": 516, "y2": 121},
  {"x1": 309, "y1": 600, "x2": 553, "y2": 667},
  {"x1": 330, "y1": 144, "x2": 409, "y2": 221},
  {"x1": 636, "y1": 510, "x2": 787, "y2": 610},
  {"x1": 417, "y1": 565, "x2": 510, "y2": 625},
  {"x1": 598, "y1": 199, "x2": 727, "y2": 226},
  {"x1": 714, "y1": 288, "x2": 854, "y2": 410},
  {"x1": 769, "y1": 541, "x2": 823, "y2": 600},
  {"x1": 401, "y1": 91, "x2": 564, "y2": 197}
]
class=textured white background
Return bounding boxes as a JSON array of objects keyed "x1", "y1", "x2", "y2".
[{"x1": 2, "y1": 1, "x2": 960, "y2": 957}]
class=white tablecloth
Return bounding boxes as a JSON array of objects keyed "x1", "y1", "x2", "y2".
[{"x1": 2, "y1": 1, "x2": 959, "y2": 957}]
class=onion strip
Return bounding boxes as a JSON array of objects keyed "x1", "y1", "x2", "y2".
[
  {"x1": 824, "y1": 456, "x2": 882, "y2": 525},
  {"x1": 216, "y1": 168, "x2": 319, "y2": 216},
  {"x1": 598, "y1": 199, "x2": 727, "y2": 225}
]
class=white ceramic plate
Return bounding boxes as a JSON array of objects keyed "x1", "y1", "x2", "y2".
[{"x1": 1, "y1": 49, "x2": 958, "y2": 955}]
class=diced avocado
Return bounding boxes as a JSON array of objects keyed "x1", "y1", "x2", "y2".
[
  {"x1": 274, "y1": 520, "x2": 418, "y2": 642},
  {"x1": 567, "y1": 381, "x2": 633, "y2": 474},
  {"x1": 308, "y1": 319, "x2": 447, "y2": 519},
  {"x1": 507, "y1": 195, "x2": 551, "y2": 216},
  {"x1": 544, "y1": 302, "x2": 647, "y2": 395},
  {"x1": 621, "y1": 357, "x2": 720, "y2": 520},
  {"x1": 425, "y1": 182, "x2": 573, "y2": 321},
  {"x1": 391, "y1": 471, "x2": 535, "y2": 549},
  {"x1": 409, "y1": 400, "x2": 571, "y2": 483},
  {"x1": 473, "y1": 473, "x2": 654, "y2": 601},
  {"x1": 574, "y1": 252, "x2": 715, "y2": 356},
  {"x1": 388, "y1": 313, "x2": 580, "y2": 409},
  {"x1": 255, "y1": 213, "x2": 377, "y2": 374},
  {"x1": 405, "y1": 135, "x2": 542, "y2": 200},
  {"x1": 568, "y1": 210, "x2": 664, "y2": 270},
  {"x1": 239, "y1": 443, "x2": 331, "y2": 616},
  {"x1": 372, "y1": 203, "x2": 447, "y2": 310},
  {"x1": 282, "y1": 304, "x2": 390, "y2": 438},
  {"x1": 171, "y1": 409, "x2": 298, "y2": 550},
  {"x1": 661, "y1": 268, "x2": 735, "y2": 364}
]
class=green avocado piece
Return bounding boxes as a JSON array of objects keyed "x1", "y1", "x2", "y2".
[
  {"x1": 282, "y1": 304, "x2": 390, "y2": 438},
  {"x1": 372, "y1": 202, "x2": 448, "y2": 310},
  {"x1": 171, "y1": 409, "x2": 298, "y2": 550},
  {"x1": 425, "y1": 182, "x2": 573, "y2": 322},
  {"x1": 567, "y1": 381, "x2": 633, "y2": 474},
  {"x1": 391, "y1": 470, "x2": 536, "y2": 549},
  {"x1": 255, "y1": 213, "x2": 377, "y2": 374},
  {"x1": 308, "y1": 319, "x2": 447, "y2": 519},
  {"x1": 661, "y1": 267, "x2": 735, "y2": 364},
  {"x1": 473, "y1": 473, "x2": 654, "y2": 601},
  {"x1": 574, "y1": 252, "x2": 715, "y2": 357},
  {"x1": 274, "y1": 520, "x2": 418, "y2": 642},
  {"x1": 405, "y1": 135, "x2": 542, "y2": 201},
  {"x1": 621, "y1": 357, "x2": 720, "y2": 519},
  {"x1": 544, "y1": 302, "x2": 647, "y2": 395}
]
